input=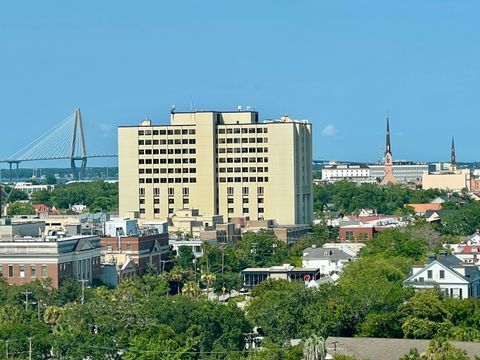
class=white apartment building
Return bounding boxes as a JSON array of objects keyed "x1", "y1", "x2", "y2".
[
  {"x1": 321, "y1": 162, "x2": 371, "y2": 182},
  {"x1": 118, "y1": 110, "x2": 313, "y2": 225}
]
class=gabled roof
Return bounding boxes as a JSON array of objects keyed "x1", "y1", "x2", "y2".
[
  {"x1": 74, "y1": 238, "x2": 95, "y2": 252},
  {"x1": 303, "y1": 247, "x2": 355, "y2": 262},
  {"x1": 403, "y1": 260, "x2": 469, "y2": 285}
]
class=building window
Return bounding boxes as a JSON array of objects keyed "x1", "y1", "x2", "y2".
[
  {"x1": 19, "y1": 265, "x2": 25, "y2": 278},
  {"x1": 228, "y1": 208, "x2": 234, "y2": 213},
  {"x1": 30, "y1": 265, "x2": 36, "y2": 278},
  {"x1": 8, "y1": 265, "x2": 13, "y2": 278},
  {"x1": 427, "y1": 270, "x2": 432, "y2": 279},
  {"x1": 126, "y1": 244, "x2": 132, "y2": 251},
  {"x1": 242, "y1": 187, "x2": 249, "y2": 195},
  {"x1": 107, "y1": 244, "x2": 112, "y2": 251},
  {"x1": 41, "y1": 265, "x2": 47, "y2": 278},
  {"x1": 227, "y1": 187, "x2": 234, "y2": 195},
  {"x1": 439, "y1": 270, "x2": 445, "y2": 279},
  {"x1": 243, "y1": 208, "x2": 249, "y2": 213},
  {"x1": 258, "y1": 187, "x2": 264, "y2": 195},
  {"x1": 168, "y1": 188, "x2": 174, "y2": 196}
]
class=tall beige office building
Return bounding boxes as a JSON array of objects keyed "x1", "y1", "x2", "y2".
[{"x1": 118, "y1": 110, "x2": 313, "y2": 225}]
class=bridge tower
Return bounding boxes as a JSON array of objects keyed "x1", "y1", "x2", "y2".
[{"x1": 71, "y1": 108, "x2": 87, "y2": 180}]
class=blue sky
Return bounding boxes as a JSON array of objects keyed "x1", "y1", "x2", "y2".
[{"x1": 0, "y1": 0, "x2": 479, "y2": 167}]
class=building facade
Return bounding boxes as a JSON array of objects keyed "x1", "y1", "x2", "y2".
[
  {"x1": 403, "y1": 254, "x2": 480, "y2": 299},
  {"x1": 118, "y1": 110, "x2": 313, "y2": 225},
  {"x1": 321, "y1": 162, "x2": 371, "y2": 182},
  {"x1": 0, "y1": 234, "x2": 101, "y2": 288},
  {"x1": 370, "y1": 162, "x2": 432, "y2": 183},
  {"x1": 101, "y1": 219, "x2": 169, "y2": 278}
]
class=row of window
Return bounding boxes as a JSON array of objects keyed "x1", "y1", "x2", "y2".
[
  {"x1": 227, "y1": 197, "x2": 264, "y2": 204},
  {"x1": 106, "y1": 243, "x2": 132, "y2": 251},
  {"x1": 218, "y1": 137, "x2": 268, "y2": 144},
  {"x1": 139, "y1": 149, "x2": 197, "y2": 156},
  {"x1": 228, "y1": 207, "x2": 264, "y2": 213},
  {"x1": 140, "y1": 159, "x2": 196, "y2": 166},
  {"x1": 218, "y1": 167, "x2": 268, "y2": 173},
  {"x1": 139, "y1": 156, "x2": 195, "y2": 164},
  {"x1": 218, "y1": 147, "x2": 268, "y2": 154},
  {"x1": 0, "y1": 264, "x2": 48, "y2": 278},
  {"x1": 219, "y1": 177, "x2": 269, "y2": 183},
  {"x1": 139, "y1": 139, "x2": 196, "y2": 145},
  {"x1": 139, "y1": 187, "x2": 263, "y2": 197},
  {"x1": 219, "y1": 157, "x2": 268, "y2": 163},
  {"x1": 218, "y1": 128, "x2": 267, "y2": 134},
  {"x1": 139, "y1": 168, "x2": 197, "y2": 174},
  {"x1": 228, "y1": 186, "x2": 265, "y2": 195},
  {"x1": 139, "y1": 129, "x2": 196, "y2": 136},
  {"x1": 139, "y1": 178, "x2": 197, "y2": 184}
]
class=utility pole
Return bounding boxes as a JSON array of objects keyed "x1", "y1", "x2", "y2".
[
  {"x1": 22, "y1": 290, "x2": 32, "y2": 311},
  {"x1": 79, "y1": 279, "x2": 88, "y2": 304},
  {"x1": 28, "y1": 337, "x2": 32, "y2": 360},
  {"x1": 5, "y1": 340, "x2": 8, "y2": 359},
  {"x1": 37, "y1": 299, "x2": 43, "y2": 321},
  {"x1": 221, "y1": 244, "x2": 226, "y2": 297}
]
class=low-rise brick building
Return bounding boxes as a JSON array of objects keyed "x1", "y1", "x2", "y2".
[{"x1": 0, "y1": 234, "x2": 101, "y2": 288}]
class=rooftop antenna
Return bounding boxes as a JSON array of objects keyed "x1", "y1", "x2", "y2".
[
  {"x1": 237, "y1": 105, "x2": 242, "y2": 112},
  {"x1": 171, "y1": 105, "x2": 176, "y2": 114}
]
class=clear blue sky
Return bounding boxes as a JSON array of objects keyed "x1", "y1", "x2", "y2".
[{"x1": 0, "y1": 0, "x2": 479, "y2": 167}]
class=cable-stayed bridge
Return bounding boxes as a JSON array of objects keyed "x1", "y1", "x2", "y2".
[{"x1": 0, "y1": 108, "x2": 117, "y2": 181}]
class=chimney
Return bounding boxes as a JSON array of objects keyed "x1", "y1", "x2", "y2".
[
  {"x1": 439, "y1": 250, "x2": 448, "y2": 258},
  {"x1": 428, "y1": 254, "x2": 436, "y2": 263}
]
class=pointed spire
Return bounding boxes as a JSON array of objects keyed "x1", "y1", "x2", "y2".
[
  {"x1": 385, "y1": 118, "x2": 391, "y2": 156},
  {"x1": 451, "y1": 136, "x2": 456, "y2": 169}
]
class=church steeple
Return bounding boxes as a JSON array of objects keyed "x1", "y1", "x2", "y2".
[
  {"x1": 380, "y1": 117, "x2": 398, "y2": 185},
  {"x1": 385, "y1": 118, "x2": 392, "y2": 156},
  {"x1": 451, "y1": 136, "x2": 456, "y2": 172}
]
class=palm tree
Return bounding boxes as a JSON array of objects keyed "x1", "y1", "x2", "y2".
[
  {"x1": 169, "y1": 268, "x2": 184, "y2": 294},
  {"x1": 201, "y1": 272, "x2": 216, "y2": 299},
  {"x1": 303, "y1": 335, "x2": 326, "y2": 360},
  {"x1": 43, "y1": 305, "x2": 64, "y2": 326},
  {"x1": 182, "y1": 281, "x2": 200, "y2": 298}
]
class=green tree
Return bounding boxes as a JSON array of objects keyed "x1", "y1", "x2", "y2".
[
  {"x1": 7, "y1": 189, "x2": 28, "y2": 202},
  {"x1": 30, "y1": 189, "x2": 51, "y2": 205},
  {"x1": 45, "y1": 175, "x2": 57, "y2": 185},
  {"x1": 7, "y1": 201, "x2": 35, "y2": 215},
  {"x1": 176, "y1": 246, "x2": 195, "y2": 269}
]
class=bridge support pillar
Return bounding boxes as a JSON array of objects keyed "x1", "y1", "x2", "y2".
[
  {"x1": 71, "y1": 157, "x2": 87, "y2": 180},
  {"x1": 8, "y1": 161, "x2": 20, "y2": 183}
]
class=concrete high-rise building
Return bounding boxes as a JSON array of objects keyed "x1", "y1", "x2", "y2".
[{"x1": 118, "y1": 110, "x2": 313, "y2": 225}]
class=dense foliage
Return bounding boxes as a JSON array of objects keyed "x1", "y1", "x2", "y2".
[
  {"x1": 30, "y1": 181, "x2": 118, "y2": 211},
  {"x1": 313, "y1": 181, "x2": 445, "y2": 215},
  {"x1": 0, "y1": 276, "x2": 250, "y2": 359},
  {"x1": 246, "y1": 227, "x2": 480, "y2": 354}
]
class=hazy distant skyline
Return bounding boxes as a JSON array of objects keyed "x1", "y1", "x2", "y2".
[{"x1": 1, "y1": 0, "x2": 479, "y2": 168}]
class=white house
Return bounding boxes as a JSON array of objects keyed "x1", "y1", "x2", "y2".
[
  {"x1": 302, "y1": 245, "x2": 356, "y2": 275},
  {"x1": 403, "y1": 254, "x2": 480, "y2": 299}
]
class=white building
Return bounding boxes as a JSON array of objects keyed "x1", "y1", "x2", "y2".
[
  {"x1": 321, "y1": 162, "x2": 371, "y2": 182},
  {"x1": 403, "y1": 254, "x2": 480, "y2": 299},
  {"x1": 14, "y1": 182, "x2": 55, "y2": 196},
  {"x1": 103, "y1": 219, "x2": 139, "y2": 237},
  {"x1": 369, "y1": 162, "x2": 432, "y2": 183},
  {"x1": 302, "y1": 245, "x2": 357, "y2": 275},
  {"x1": 169, "y1": 238, "x2": 217, "y2": 258}
]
